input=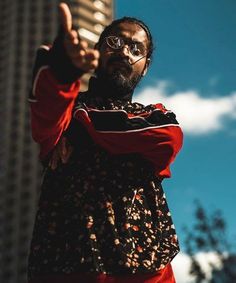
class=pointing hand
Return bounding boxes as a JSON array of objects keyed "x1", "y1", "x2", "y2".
[{"x1": 59, "y1": 3, "x2": 100, "y2": 72}]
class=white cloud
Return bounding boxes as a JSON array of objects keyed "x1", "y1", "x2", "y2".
[
  {"x1": 171, "y1": 253, "x2": 193, "y2": 283},
  {"x1": 134, "y1": 81, "x2": 236, "y2": 135},
  {"x1": 172, "y1": 252, "x2": 222, "y2": 283}
]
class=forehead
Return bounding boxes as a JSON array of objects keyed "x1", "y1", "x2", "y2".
[{"x1": 110, "y1": 22, "x2": 148, "y2": 44}]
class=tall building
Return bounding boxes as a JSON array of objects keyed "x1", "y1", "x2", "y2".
[{"x1": 0, "y1": 1, "x2": 114, "y2": 282}]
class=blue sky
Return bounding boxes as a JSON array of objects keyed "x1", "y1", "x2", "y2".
[{"x1": 116, "y1": 0, "x2": 236, "y2": 281}]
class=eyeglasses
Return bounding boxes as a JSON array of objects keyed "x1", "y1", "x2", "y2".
[{"x1": 105, "y1": 36, "x2": 147, "y2": 58}]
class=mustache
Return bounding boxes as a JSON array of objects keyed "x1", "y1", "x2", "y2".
[{"x1": 107, "y1": 56, "x2": 132, "y2": 72}]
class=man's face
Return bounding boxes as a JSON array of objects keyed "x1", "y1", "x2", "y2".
[{"x1": 96, "y1": 22, "x2": 150, "y2": 94}]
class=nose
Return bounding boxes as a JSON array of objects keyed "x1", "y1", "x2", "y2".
[{"x1": 119, "y1": 44, "x2": 130, "y2": 57}]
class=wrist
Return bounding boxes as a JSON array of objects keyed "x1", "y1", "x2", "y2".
[{"x1": 49, "y1": 27, "x2": 85, "y2": 84}]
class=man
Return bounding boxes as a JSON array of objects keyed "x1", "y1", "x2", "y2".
[{"x1": 28, "y1": 3, "x2": 183, "y2": 283}]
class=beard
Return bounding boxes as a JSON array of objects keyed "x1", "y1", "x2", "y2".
[{"x1": 95, "y1": 56, "x2": 143, "y2": 98}]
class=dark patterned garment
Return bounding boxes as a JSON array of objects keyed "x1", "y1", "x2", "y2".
[{"x1": 28, "y1": 92, "x2": 180, "y2": 280}]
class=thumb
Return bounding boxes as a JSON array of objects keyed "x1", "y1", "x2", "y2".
[{"x1": 59, "y1": 2, "x2": 72, "y2": 33}]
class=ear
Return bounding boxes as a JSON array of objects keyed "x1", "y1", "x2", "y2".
[{"x1": 142, "y1": 58, "x2": 150, "y2": 76}]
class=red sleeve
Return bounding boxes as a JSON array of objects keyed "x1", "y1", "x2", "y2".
[
  {"x1": 28, "y1": 46, "x2": 80, "y2": 159},
  {"x1": 98, "y1": 126, "x2": 183, "y2": 179}
]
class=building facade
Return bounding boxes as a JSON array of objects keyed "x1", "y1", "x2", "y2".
[{"x1": 0, "y1": 1, "x2": 113, "y2": 282}]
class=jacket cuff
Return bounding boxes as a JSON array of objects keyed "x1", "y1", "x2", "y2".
[{"x1": 49, "y1": 27, "x2": 85, "y2": 84}]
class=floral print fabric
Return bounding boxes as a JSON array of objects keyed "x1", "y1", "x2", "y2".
[{"x1": 28, "y1": 98, "x2": 179, "y2": 280}]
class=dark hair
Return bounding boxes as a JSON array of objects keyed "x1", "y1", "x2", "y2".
[{"x1": 96, "y1": 17, "x2": 154, "y2": 61}]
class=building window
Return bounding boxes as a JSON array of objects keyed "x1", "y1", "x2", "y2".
[
  {"x1": 93, "y1": 0, "x2": 105, "y2": 10},
  {"x1": 94, "y1": 11, "x2": 106, "y2": 22}
]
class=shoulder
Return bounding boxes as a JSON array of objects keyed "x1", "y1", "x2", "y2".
[{"x1": 129, "y1": 101, "x2": 179, "y2": 122}]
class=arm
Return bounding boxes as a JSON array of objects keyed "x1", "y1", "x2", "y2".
[
  {"x1": 28, "y1": 3, "x2": 99, "y2": 160},
  {"x1": 28, "y1": 44, "x2": 81, "y2": 160}
]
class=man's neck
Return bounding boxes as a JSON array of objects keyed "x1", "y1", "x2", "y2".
[{"x1": 88, "y1": 76, "x2": 134, "y2": 102}]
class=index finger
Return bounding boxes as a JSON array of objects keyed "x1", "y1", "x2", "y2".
[{"x1": 59, "y1": 2, "x2": 72, "y2": 33}]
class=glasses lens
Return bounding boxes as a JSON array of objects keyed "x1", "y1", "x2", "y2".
[
  {"x1": 106, "y1": 36, "x2": 123, "y2": 49},
  {"x1": 129, "y1": 43, "x2": 146, "y2": 57}
]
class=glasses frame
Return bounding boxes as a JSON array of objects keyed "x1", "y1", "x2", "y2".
[{"x1": 105, "y1": 35, "x2": 147, "y2": 58}]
